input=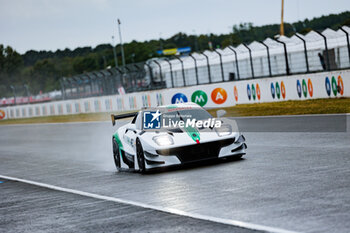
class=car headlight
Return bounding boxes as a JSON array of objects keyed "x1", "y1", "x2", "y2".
[
  {"x1": 215, "y1": 124, "x2": 232, "y2": 137},
  {"x1": 153, "y1": 135, "x2": 174, "y2": 146}
]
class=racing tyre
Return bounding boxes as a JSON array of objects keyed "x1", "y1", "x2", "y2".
[
  {"x1": 113, "y1": 137, "x2": 121, "y2": 170},
  {"x1": 136, "y1": 139, "x2": 146, "y2": 173}
]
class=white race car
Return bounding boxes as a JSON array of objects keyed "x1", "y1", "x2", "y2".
[{"x1": 111, "y1": 103, "x2": 247, "y2": 173}]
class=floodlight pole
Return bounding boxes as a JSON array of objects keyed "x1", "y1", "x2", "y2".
[
  {"x1": 280, "y1": 0, "x2": 284, "y2": 36},
  {"x1": 112, "y1": 36, "x2": 119, "y2": 68},
  {"x1": 117, "y1": 19, "x2": 126, "y2": 70}
]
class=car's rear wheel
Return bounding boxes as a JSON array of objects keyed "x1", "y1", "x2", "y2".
[
  {"x1": 113, "y1": 137, "x2": 121, "y2": 170},
  {"x1": 136, "y1": 139, "x2": 146, "y2": 173}
]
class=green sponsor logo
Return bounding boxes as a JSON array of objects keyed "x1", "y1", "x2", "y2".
[
  {"x1": 252, "y1": 84, "x2": 256, "y2": 100},
  {"x1": 331, "y1": 76, "x2": 337, "y2": 96},
  {"x1": 191, "y1": 90, "x2": 208, "y2": 107},
  {"x1": 276, "y1": 82, "x2": 280, "y2": 99},
  {"x1": 302, "y1": 79, "x2": 308, "y2": 97}
]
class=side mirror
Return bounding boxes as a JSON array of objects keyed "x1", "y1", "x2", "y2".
[{"x1": 216, "y1": 110, "x2": 226, "y2": 118}]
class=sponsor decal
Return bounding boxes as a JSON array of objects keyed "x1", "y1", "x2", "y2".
[
  {"x1": 191, "y1": 90, "x2": 208, "y2": 107},
  {"x1": 129, "y1": 96, "x2": 137, "y2": 109},
  {"x1": 234, "y1": 86, "x2": 238, "y2": 101},
  {"x1": 0, "y1": 109, "x2": 6, "y2": 120},
  {"x1": 326, "y1": 75, "x2": 344, "y2": 96},
  {"x1": 308, "y1": 79, "x2": 313, "y2": 97},
  {"x1": 105, "y1": 99, "x2": 112, "y2": 111},
  {"x1": 256, "y1": 84, "x2": 261, "y2": 100},
  {"x1": 143, "y1": 110, "x2": 161, "y2": 129},
  {"x1": 247, "y1": 84, "x2": 251, "y2": 100},
  {"x1": 296, "y1": 80, "x2": 302, "y2": 98},
  {"x1": 338, "y1": 75, "x2": 344, "y2": 95},
  {"x1": 302, "y1": 79, "x2": 308, "y2": 98},
  {"x1": 325, "y1": 77, "x2": 331, "y2": 96},
  {"x1": 142, "y1": 95, "x2": 151, "y2": 108},
  {"x1": 75, "y1": 103, "x2": 81, "y2": 113},
  {"x1": 331, "y1": 76, "x2": 337, "y2": 96},
  {"x1": 84, "y1": 101, "x2": 90, "y2": 112},
  {"x1": 252, "y1": 84, "x2": 256, "y2": 100},
  {"x1": 156, "y1": 93, "x2": 164, "y2": 106},
  {"x1": 116, "y1": 97, "x2": 124, "y2": 110},
  {"x1": 66, "y1": 103, "x2": 72, "y2": 113},
  {"x1": 171, "y1": 93, "x2": 188, "y2": 104},
  {"x1": 276, "y1": 82, "x2": 281, "y2": 99},
  {"x1": 281, "y1": 81, "x2": 286, "y2": 99},
  {"x1": 50, "y1": 105, "x2": 55, "y2": 115},
  {"x1": 22, "y1": 108, "x2": 26, "y2": 117},
  {"x1": 211, "y1": 88, "x2": 227, "y2": 104},
  {"x1": 35, "y1": 106, "x2": 40, "y2": 116},
  {"x1": 42, "y1": 106, "x2": 47, "y2": 116},
  {"x1": 271, "y1": 83, "x2": 275, "y2": 99}
]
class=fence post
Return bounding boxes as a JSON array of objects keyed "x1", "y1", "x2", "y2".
[
  {"x1": 133, "y1": 64, "x2": 143, "y2": 91},
  {"x1": 86, "y1": 74, "x2": 94, "y2": 96},
  {"x1": 144, "y1": 63, "x2": 154, "y2": 89},
  {"x1": 123, "y1": 66, "x2": 133, "y2": 92},
  {"x1": 99, "y1": 71, "x2": 108, "y2": 95},
  {"x1": 213, "y1": 50, "x2": 225, "y2": 81},
  {"x1": 274, "y1": 39, "x2": 290, "y2": 75},
  {"x1": 23, "y1": 84, "x2": 30, "y2": 103},
  {"x1": 200, "y1": 52, "x2": 211, "y2": 83},
  {"x1": 339, "y1": 27, "x2": 350, "y2": 66},
  {"x1": 243, "y1": 43, "x2": 255, "y2": 78},
  {"x1": 153, "y1": 60, "x2": 164, "y2": 86},
  {"x1": 105, "y1": 69, "x2": 115, "y2": 94},
  {"x1": 295, "y1": 33, "x2": 310, "y2": 73},
  {"x1": 10, "y1": 85, "x2": 16, "y2": 105},
  {"x1": 189, "y1": 54, "x2": 199, "y2": 85},
  {"x1": 164, "y1": 58, "x2": 174, "y2": 88},
  {"x1": 315, "y1": 30, "x2": 330, "y2": 71},
  {"x1": 67, "y1": 78, "x2": 74, "y2": 99},
  {"x1": 227, "y1": 46, "x2": 240, "y2": 80},
  {"x1": 115, "y1": 67, "x2": 125, "y2": 89},
  {"x1": 259, "y1": 41, "x2": 272, "y2": 77},
  {"x1": 174, "y1": 56, "x2": 186, "y2": 86},
  {"x1": 59, "y1": 80, "x2": 65, "y2": 100}
]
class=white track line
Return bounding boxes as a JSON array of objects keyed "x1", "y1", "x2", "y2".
[{"x1": 0, "y1": 174, "x2": 298, "y2": 233}]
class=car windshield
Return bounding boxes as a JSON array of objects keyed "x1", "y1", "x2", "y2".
[{"x1": 163, "y1": 108, "x2": 212, "y2": 122}]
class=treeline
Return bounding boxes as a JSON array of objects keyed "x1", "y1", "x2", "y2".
[{"x1": 1, "y1": 11, "x2": 349, "y2": 97}]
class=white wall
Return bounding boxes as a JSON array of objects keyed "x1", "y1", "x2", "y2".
[{"x1": 1, "y1": 69, "x2": 349, "y2": 120}]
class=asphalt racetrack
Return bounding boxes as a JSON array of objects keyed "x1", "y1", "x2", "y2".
[{"x1": 0, "y1": 114, "x2": 349, "y2": 233}]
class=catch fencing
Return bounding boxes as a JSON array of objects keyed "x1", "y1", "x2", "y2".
[
  {"x1": 61, "y1": 26, "x2": 350, "y2": 99},
  {"x1": 1, "y1": 69, "x2": 349, "y2": 120}
]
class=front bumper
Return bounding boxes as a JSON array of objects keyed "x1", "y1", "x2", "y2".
[{"x1": 143, "y1": 135, "x2": 246, "y2": 169}]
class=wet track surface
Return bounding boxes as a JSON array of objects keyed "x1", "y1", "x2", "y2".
[{"x1": 0, "y1": 114, "x2": 349, "y2": 233}]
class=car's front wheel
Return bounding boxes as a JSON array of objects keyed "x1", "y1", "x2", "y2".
[
  {"x1": 113, "y1": 137, "x2": 121, "y2": 170},
  {"x1": 136, "y1": 139, "x2": 146, "y2": 173}
]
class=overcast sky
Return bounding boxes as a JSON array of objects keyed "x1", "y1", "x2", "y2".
[{"x1": 1, "y1": 0, "x2": 349, "y2": 54}]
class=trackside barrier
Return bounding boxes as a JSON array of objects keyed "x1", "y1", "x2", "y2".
[{"x1": 1, "y1": 70, "x2": 349, "y2": 120}]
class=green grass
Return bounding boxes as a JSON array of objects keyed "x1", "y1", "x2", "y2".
[
  {"x1": 208, "y1": 98, "x2": 350, "y2": 117},
  {"x1": 0, "y1": 98, "x2": 349, "y2": 125}
]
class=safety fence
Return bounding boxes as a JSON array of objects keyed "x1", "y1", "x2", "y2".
[
  {"x1": 150, "y1": 27, "x2": 350, "y2": 88},
  {"x1": 2, "y1": 27, "x2": 350, "y2": 106},
  {"x1": 60, "y1": 26, "x2": 350, "y2": 99},
  {"x1": 0, "y1": 69, "x2": 348, "y2": 120}
]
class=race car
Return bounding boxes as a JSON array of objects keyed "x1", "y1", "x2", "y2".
[{"x1": 111, "y1": 102, "x2": 247, "y2": 173}]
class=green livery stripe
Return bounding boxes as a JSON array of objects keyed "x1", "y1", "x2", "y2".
[
  {"x1": 184, "y1": 126, "x2": 200, "y2": 143},
  {"x1": 113, "y1": 132, "x2": 123, "y2": 157}
]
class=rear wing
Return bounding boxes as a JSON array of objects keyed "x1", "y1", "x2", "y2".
[{"x1": 111, "y1": 112, "x2": 138, "y2": 126}]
